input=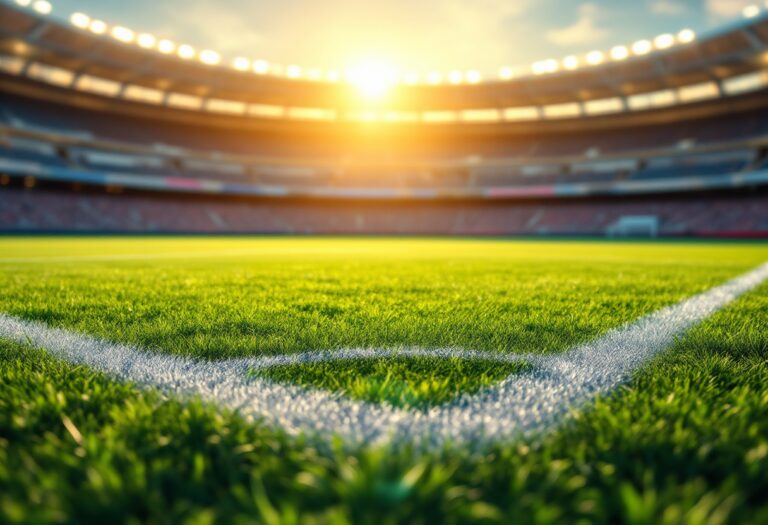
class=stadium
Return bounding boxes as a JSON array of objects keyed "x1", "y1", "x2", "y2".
[{"x1": 0, "y1": 0, "x2": 767, "y2": 523}]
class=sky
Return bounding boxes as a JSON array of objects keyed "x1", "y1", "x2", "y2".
[{"x1": 49, "y1": 0, "x2": 757, "y2": 76}]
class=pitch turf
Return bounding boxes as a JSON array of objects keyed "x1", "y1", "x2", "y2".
[
  {"x1": 252, "y1": 355, "x2": 531, "y2": 409},
  {"x1": 0, "y1": 237, "x2": 767, "y2": 523}
]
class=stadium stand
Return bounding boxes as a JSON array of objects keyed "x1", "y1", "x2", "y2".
[
  {"x1": 1, "y1": 0, "x2": 768, "y2": 236},
  {"x1": 2, "y1": 184, "x2": 767, "y2": 236}
]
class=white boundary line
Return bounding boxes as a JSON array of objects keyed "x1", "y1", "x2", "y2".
[{"x1": 1, "y1": 262, "x2": 766, "y2": 450}]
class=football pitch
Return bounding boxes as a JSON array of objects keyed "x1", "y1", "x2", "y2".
[{"x1": 1, "y1": 237, "x2": 767, "y2": 524}]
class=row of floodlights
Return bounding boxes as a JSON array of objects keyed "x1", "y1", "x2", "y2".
[
  {"x1": 67, "y1": 11, "x2": 321, "y2": 78},
  {"x1": 11, "y1": 0, "x2": 768, "y2": 84},
  {"x1": 520, "y1": 30, "x2": 696, "y2": 77},
  {"x1": 13, "y1": 0, "x2": 51, "y2": 14},
  {"x1": 65, "y1": 10, "x2": 483, "y2": 84},
  {"x1": 65, "y1": 9, "x2": 699, "y2": 84}
]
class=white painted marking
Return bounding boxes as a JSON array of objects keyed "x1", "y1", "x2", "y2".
[{"x1": 1, "y1": 262, "x2": 766, "y2": 450}]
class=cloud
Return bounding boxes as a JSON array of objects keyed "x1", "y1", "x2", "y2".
[
  {"x1": 546, "y1": 3, "x2": 609, "y2": 47},
  {"x1": 706, "y1": 0, "x2": 754, "y2": 18},
  {"x1": 649, "y1": 0, "x2": 687, "y2": 15}
]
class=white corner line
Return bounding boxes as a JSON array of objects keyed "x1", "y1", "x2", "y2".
[{"x1": 1, "y1": 262, "x2": 766, "y2": 451}]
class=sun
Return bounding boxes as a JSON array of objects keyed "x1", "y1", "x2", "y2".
[{"x1": 346, "y1": 59, "x2": 397, "y2": 101}]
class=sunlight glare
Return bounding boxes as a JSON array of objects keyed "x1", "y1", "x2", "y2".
[{"x1": 347, "y1": 59, "x2": 397, "y2": 101}]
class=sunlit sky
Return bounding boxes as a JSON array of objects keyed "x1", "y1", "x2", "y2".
[{"x1": 51, "y1": 0, "x2": 755, "y2": 75}]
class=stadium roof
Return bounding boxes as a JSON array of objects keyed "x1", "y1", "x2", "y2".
[{"x1": 2, "y1": 0, "x2": 768, "y2": 122}]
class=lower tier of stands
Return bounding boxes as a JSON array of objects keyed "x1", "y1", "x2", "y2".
[{"x1": 1, "y1": 184, "x2": 766, "y2": 237}]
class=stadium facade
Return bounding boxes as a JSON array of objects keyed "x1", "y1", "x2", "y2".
[{"x1": 1, "y1": 0, "x2": 768, "y2": 236}]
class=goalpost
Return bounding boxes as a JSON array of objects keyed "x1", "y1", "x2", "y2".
[{"x1": 606, "y1": 215, "x2": 660, "y2": 238}]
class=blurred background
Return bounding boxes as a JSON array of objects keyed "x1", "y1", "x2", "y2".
[{"x1": 1, "y1": 0, "x2": 767, "y2": 237}]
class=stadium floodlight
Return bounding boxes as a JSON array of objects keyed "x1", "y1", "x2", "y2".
[
  {"x1": 654, "y1": 33, "x2": 675, "y2": 49},
  {"x1": 326, "y1": 70, "x2": 341, "y2": 82},
  {"x1": 586, "y1": 50, "x2": 605, "y2": 65},
  {"x1": 562, "y1": 55, "x2": 580, "y2": 70},
  {"x1": 232, "y1": 57, "x2": 250, "y2": 71},
  {"x1": 448, "y1": 71, "x2": 464, "y2": 84},
  {"x1": 498, "y1": 67, "x2": 514, "y2": 80},
  {"x1": 347, "y1": 60, "x2": 397, "y2": 100},
  {"x1": 631, "y1": 39, "x2": 653, "y2": 55},
  {"x1": 466, "y1": 70, "x2": 482, "y2": 84},
  {"x1": 677, "y1": 29, "x2": 696, "y2": 43},
  {"x1": 743, "y1": 5, "x2": 761, "y2": 17},
  {"x1": 32, "y1": 0, "x2": 51, "y2": 14},
  {"x1": 532, "y1": 59, "x2": 558, "y2": 75},
  {"x1": 69, "y1": 12, "x2": 90, "y2": 29},
  {"x1": 286, "y1": 65, "x2": 302, "y2": 78},
  {"x1": 253, "y1": 60, "x2": 270, "y2": 74},
  {"x1": 427, "y1": 72, "x2": 443, "y2": 85},
  {"x1": 14, "y1": 0, "x2": 32, "y2": 7},
  {"x1": 111, "y1": 26, "x2": 135, "y2": 44},
  {"x1": 199, "y1": 50, "x2": 221, "y2": 66},
  {"x1": 610, "y1": 46, "x2": 630, "y2": 61},
  {"x1": 157, "y1": 39, "x2": 176, "y2": 54},
  {"x1": 88, "y1": 19, "x2": 107, "y2": 35},
  {"x1": 177, "y1": 44, "x2": 195, "y2": 60},
  {"x1": 137, "y1": 33, "x2": 156, "y2": 49}
]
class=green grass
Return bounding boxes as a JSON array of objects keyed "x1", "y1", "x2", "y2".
[
  {"x1": 0, "y1": 237, "x2": 767, "y2": 523},
  {"x1": 0, "y1": 238, "x2": 765, "y2": 359},
  {"x1": 1, "y1": 237, "x2": 763, "y2": 407},
  {"x1": 253, "y1": 356, "x2": 530, "y2": 409}
]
